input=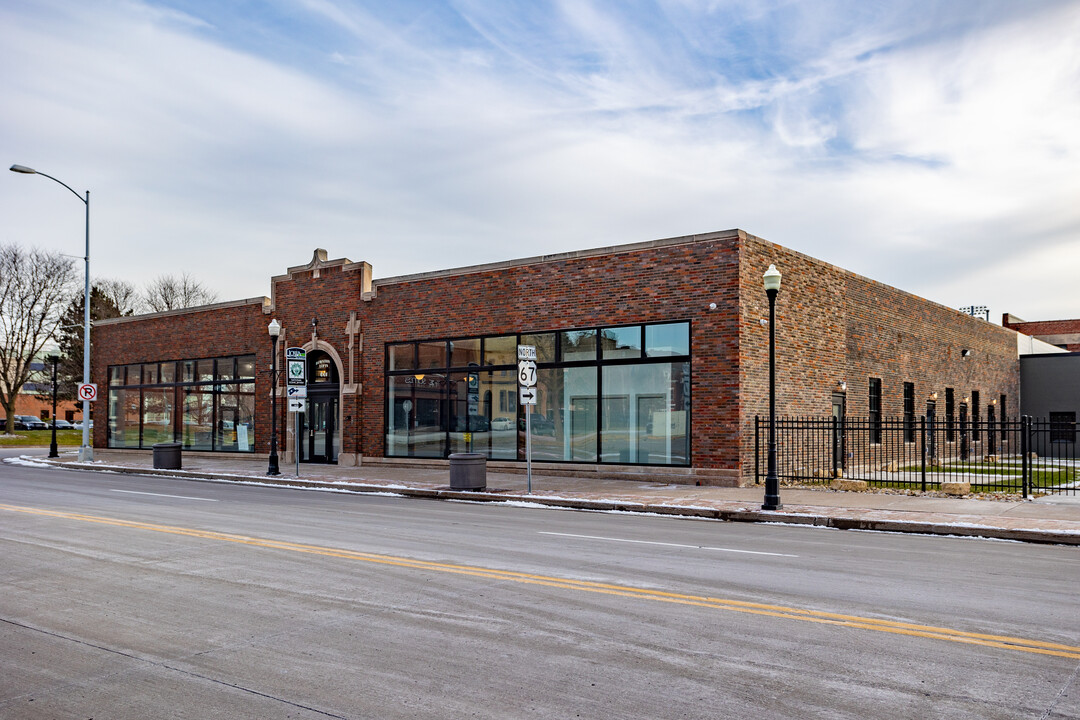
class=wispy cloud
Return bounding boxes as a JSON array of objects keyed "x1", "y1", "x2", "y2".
[{"x1": 1, "y1": 0, "x2": 1077, "y2": 320}]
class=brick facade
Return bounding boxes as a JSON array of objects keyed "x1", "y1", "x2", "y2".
[
  {"x1": 1002, "y1": 315, "x2": 1080, "y2": 351},
  {"x1": 92, "y1": 230, "x2": 1021, "y2": 486}
]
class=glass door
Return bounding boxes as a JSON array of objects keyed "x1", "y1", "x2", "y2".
[{"x1": 303, "y1": 395, "x2": 337, "y2": 463}]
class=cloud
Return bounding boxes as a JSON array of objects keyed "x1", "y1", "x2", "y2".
[{"x1": 1, "y1": 0, "x2": 1078, "y2": 322}]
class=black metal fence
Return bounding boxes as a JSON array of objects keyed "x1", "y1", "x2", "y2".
[{"x1": 754, "y1": 415, "x2": 1078, "y2": 496}]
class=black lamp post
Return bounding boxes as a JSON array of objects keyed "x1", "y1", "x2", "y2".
[
  {"x1": 47, "y1": 345, "x2": 61, "y2": 458},
  {"x1": 762, "y1": 263, "x2": 783, "y2": 511},
  {"x1": 267, "y1": 319, "x2": 281, "y2": 476}
]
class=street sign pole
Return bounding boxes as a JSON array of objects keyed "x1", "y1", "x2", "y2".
[
  {"x1": 296, "y1": 411, "x2": 300, "y2": 478},
  {"x1": 525, "y1": 402, "x2": 532, "y2": 494},
  {"x1": 517, "y1": 345, "x2": 537, "y2": 494}
]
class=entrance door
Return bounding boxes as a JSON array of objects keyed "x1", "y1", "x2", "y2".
[
  {"x1": 303, "y1": 395, "x2": 337, "y2": 463},
  {"x1": 831, "y1": 392, "x2": 847, "y2": 473},
  {"x1": 218, "y1": 405, "x2": 239, "y2": 451}
]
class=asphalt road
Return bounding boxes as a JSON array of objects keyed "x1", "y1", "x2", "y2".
[{"x1": 2, "y1": 450, "x2": 1079, "y2": 719}]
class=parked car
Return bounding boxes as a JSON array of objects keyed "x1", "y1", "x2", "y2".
[
  {"x1": 16, "y1": 415, "x2": 48, "y2": 430},
  {"x1": 72, "y1": 420, "x2": 94, "y2": 431},
  {"x1": 519, "y1": 415, "x2": 556, "y2": 436},
  {"x1": 452, "y1": 414, "x2": 490, "y2": 432},
  {"x1": 490, "y1": 416, "x2": 514, "y2": 431},
  {"x1": 51, "y1": 419, "x2": 75, "y2": 429}
]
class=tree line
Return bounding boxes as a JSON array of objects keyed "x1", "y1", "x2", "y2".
[{"x1": 0, "y1": 242, "x2": 218, "y2": 432}]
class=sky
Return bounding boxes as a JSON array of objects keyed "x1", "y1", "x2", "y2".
[{"x1": 2, "y1": 0, "x2": 1079, "y2": 322}]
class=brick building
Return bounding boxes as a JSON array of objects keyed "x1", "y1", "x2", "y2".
[
  {"x1": 91, "y1": 229, "x2": 1021, "y2": 485},
  {"x1": 1002, "y1": 314, "x2": 1080, "y2": 352}
]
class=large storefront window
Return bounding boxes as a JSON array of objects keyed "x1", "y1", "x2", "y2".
[
  {"x1": 385, "y1": 322, "x2": 691, "y2": 466},
  {"x1": 107, "y1": 355, "x2": 256, "y2": 452}
]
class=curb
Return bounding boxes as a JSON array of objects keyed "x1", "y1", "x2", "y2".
[{"x1": 43, "y1": 460, "x2": 1080, "y2": 546}]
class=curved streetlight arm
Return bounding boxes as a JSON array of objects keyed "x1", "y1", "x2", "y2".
[
  {"x1": 10, "y1": 165, "x2": 87, "y2": 205},
  {"x1": 11, "y1": 162, "x2": 93, "y2": 461}
]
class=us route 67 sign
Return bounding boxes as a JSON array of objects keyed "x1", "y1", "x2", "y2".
[{"x1": 517, "y1": 360, "x2": 537, "y2": 387}]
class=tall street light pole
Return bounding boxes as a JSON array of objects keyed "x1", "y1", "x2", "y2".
[
  {"x1": 268, "y1": 319, "x2": 281, "y2": 476},
  {"x1": 47, "y1": 345, "x2": 61, "y2": 459},
  {"x1": 762, "y1": 263, "x2": 783, "y2": 511},
  {"x1": 10, "y1": 164, "x2": 93, "y2": 462}
]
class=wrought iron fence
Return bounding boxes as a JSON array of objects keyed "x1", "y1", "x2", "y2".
[{"x1": 754, "y1": 415, "x2": 1078, "y2": 496}]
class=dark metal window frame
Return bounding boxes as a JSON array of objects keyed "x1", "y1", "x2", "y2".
[
  {"x1": 903, "y1": 381, "x2": 915, "y2": 443},
  {"x1": 868, "y1": 377, "x2": 882, "y2": 444},
  {"x1": 106, "y1": 354, "x2": 256, "y2": 453},
  {"x1": 945, "y1": 387, "x2": 955, "y2": 442},
  {"x1": 1050, "y1": 411, "x2": 1076, "y2": 443},
  {"x1": 384, "y1": 321, "x2": 693, "y2": 466}
]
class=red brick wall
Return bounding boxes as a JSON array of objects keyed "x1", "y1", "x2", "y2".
[
  {"x1": 358, "y1": 232, "x2": 744, "y2": 470},
  {"x1": 1003, "y1": 317, "x2": 1080, "y2": 351},
  {"x1": 738, "y1": 235, "x2": 1019, "y2": 481},
  {"x1": 91, "y1": 300, "x2": 268, "y2": 449},
  {"x1": 87, "y1": 230, "x2": 1021, "y2": 485}
]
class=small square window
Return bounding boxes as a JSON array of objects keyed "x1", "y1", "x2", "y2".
[
  {"x1": 601, "y1": 326, "x2": 642, "y2": 359},
  {"x1": 449, "y1": 338, "x2": 481, "y2": 367},
  {"x1": 417, "y1": 341, "x2": 447, "y2": 369},
  {"x1": 483, "y1": 336, "x2": 517, "y2": 366},
  {"x1": 388, "y1": 344, "x2": 416, "y2": 371},
  {"x1": 645, "y1": 322, "x2": 690, "y2": 357},
  {"x1": 160, "y1": 362, "x2": 176, "y2": 383},
  {"x1": 125, "y1": 364, "x2": 141, "y2": 385},
  {"x1": 236, "y1": 357, "x2": 255, "y2": 380},
  {"x1": 519, "y1": 333, "x2": 556, "y2": 363},
  {"x1": 560, "y1": 330, "x2": 596, "y2": 361}
]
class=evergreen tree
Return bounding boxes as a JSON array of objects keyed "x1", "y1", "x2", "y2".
[{"x1": 52, "y1": 285, "x2": 129, "y2": 404}]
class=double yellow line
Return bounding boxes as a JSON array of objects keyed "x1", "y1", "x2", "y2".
[{"x1": 4, "y1": 502, "x2": 1078, "y2": 660}]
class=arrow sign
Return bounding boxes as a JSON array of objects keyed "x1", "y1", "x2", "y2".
[{"x1": 519, "y1": 386, "x2": 537, "y2": 405}]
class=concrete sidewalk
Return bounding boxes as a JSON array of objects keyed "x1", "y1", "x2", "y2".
[{"x1": 26, "y1": 449, "x2": 1080, "y2": 546}]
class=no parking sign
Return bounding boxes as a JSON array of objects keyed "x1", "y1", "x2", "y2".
[{"x1": 77, "y1": 383, "x2": 98, "y2": 402}]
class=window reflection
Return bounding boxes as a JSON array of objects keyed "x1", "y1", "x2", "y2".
[
  {"x1": 386, "y1": 324, "x2": 691, "y2": 466},
  {"x1": 107, "y1": 354, "x2": 256, "y2": 452}
]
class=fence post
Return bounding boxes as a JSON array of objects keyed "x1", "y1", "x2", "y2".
[
  {"x1": 1021, "y1": 415, "x2": 1030, "y2": 499},
  {"x1": 832, "y1": 415, "x2": 839, "y2": 478},
  {"x1": 920, "y1": 415, "x2": 927, "y2": 493},
  {"x1": 755, "y1": 416, "x2": 760, "y2": 484}
]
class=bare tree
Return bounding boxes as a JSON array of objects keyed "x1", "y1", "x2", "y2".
[
  {"x1": 97, "y1": 278, "x2": 141, "y2": 316},
  {"x1": 142, "y1": 273, "x2": 219, "y2": 313},
  {"x1": 0, "y1": 244, "x2": 76, "y2": 434}
]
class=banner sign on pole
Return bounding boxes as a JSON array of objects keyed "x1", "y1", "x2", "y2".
[{"x1": 285, "y1": 347, "x2": 306, "y2": 386}]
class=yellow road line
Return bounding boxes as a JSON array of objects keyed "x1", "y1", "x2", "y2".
[{"x1": 4, "y1": 502, "x2": 1078, "y2": 659}]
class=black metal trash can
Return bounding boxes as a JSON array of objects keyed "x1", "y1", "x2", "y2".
[
  {"x1": 152, "y1": 442, "x2": 182, "y2": 470},
  {"x1": 449, "y1": 452, "x2": 486, "y2": 491}
]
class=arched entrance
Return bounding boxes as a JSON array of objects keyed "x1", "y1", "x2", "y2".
[{"x1": 301, "y1": 350, "x2": 339, "y2": 463}]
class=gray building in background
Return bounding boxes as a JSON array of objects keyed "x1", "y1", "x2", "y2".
[{"x1": 1020, "y1": 352, "x2": 1080, "y2": 457}]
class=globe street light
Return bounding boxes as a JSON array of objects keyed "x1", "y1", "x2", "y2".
[
  {"x1": 762, "y1": 264, "x2": 783, "y2": 511},
  {"x1": 267, "y1": 319, "x2": 282, "y2": 476},
  {"x1": 11, "y1": 164, "x2": 93, "y2": 462},
  {"x1": 47, "y1": 344, "x2": 61, "y2": 459}
]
